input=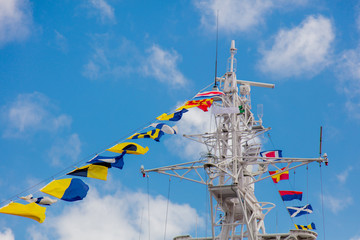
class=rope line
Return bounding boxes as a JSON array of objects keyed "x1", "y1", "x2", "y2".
[
  {"x1": 139, "y1": 207, "x2": 144, "y2": 240},
  {"x1": 164, "y1": 177, "x2": 171, "y2": 240},
  {"x1": 147, "y1": 175, "x2": 151, "y2": 240},
  {"x1": 320, "y1": 164, "x2": 326, "y2": 240}
]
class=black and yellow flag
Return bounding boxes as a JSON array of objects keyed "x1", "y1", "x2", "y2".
[{"x1": 66, "y1": 163, "x2": 110, "y2": 181}]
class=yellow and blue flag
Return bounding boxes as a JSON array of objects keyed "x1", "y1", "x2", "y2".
[
  {"x1": 156, "y1": 108, "x2": 188, "y2": 121},
  {"x1": 107, "y1": 142, "x2": 149, "y2": 155},
  {"x1": 0, "y1": 202, "x2": 46, "y2": 223},
  {"x1": 127, "y1": 129, "x2": 164, "y2": 142},
  {"x1": 294, "y1": 222, "x2": 316, "y2": 230},
  {"x1": 40, "y1": 178, "x2": 89, "y2": 202},
  {"x1": 66, "y1": 163, "x2": 110, "y2": 181}
]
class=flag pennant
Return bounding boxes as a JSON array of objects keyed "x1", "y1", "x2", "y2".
[
  {"x1": 66, "y1": 163, "x2": 110, "y2": 181},
  {"x1": 294, "y1": 222, "x2": 316, "y2": 230},
  {"x1": 194, "y1": 91, "x2": 224, "y2": 100},
  {"x1": 107, "y1": 142, "x2": 149, "y2": 155},
  {"x1": 20, "y1": 194, "x2": 57, "y2": 206},
  {"x1": 279, "y1": 191, "x2": 303, "y2": 201},
  {"x1": 87, "y1": 153, "x2": 125, "y2": 169},
  {"x1": 40, "y1": 178, "x2": 89, "y2": 202},
  {"x1": 287, "y1": 204, "x2": 313, "y2": 218},
  {"x1": 149, "y1": 123, "x2": 178, "y2": 134},
  {"x1": 177, "y1": 99, "x2": 214, "y2": 112},
  {"x1": 156, "y1": 108, "x2": 188, "y2": 121},
  {"x1": 128, "y1": 129, "x2": 164, "y2": 142},
  {"x1": 0, "y1": 202, "x2": 46, "y2": 223},
  {"x1": 260, "y1": 150, "x2": 283, "y2": 160},
  {"x1": 269, "y1": 167, "x2": 289, "y2": 183}
]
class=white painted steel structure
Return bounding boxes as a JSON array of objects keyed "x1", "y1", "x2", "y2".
[{"x1": 142, "y1": 41, "x2": 328, "y2": 240}]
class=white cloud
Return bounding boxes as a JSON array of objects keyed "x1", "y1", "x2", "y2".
[
  {"x1": 195, "y1": 0, "x2": 308, "y2": 33},
  {"x1": 323, "y1": 194, "x2": 352, "y2": 214},
  {"x1": 339, "y1": 46, "x2": 360, "y2": 81},
  {"x1": 82, "y1": 37, "x2": 188, "y2": 88},
  {"x1": 86, "y1": 0, "x2": 115, "y2": 23},
  {"x1": 144, "y1": 45, "x2": 188, "y2": 88},
  {"x1": 195, "y1": 0, "x2": 273, "y2": 33},
  {"x1": 29, "y1": 188, "x2": 203, "y2": 240},
  {"x1": 336, "y1": 46, "x2": 360, "y2": 119},
  {"x1": 0, "y1": 228, "x2": 15, "y2": 240},
  {"x1": 48, "y1": 133, "x2": 82, "y2": 166},
  {"x1": 82, "y1": 35, "x2": 140, "y2": 80},
  {"x1": 1, "y1": 92, "x2": 72, "y2": 138},
  {"x1": 165, "y1": 108, "x2": 211, "y2": 159},
  {"x1": 336, "y1": 166, "x2": 353, "y2": 184},
  {"x1": 350, "y1": 236, "x2": 360, "y2": 240},
  {"x1": 54, "y1": 30, "x2": 68, "y2": 53},
  {"x1": 83, "y1": 47, "x2": 110, "y2": 80},
  {"x1": 0, "y1": 0, "x2": 33, "y2": 46},
  {"x1": 258, "y1": 15, "x2": 334, "y2": 78}
]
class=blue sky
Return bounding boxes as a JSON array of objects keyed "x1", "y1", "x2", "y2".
[{"x1": 1, "y1": 0, "x2": 360, "y2": 239}]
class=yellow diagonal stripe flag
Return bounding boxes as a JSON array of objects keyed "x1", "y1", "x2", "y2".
[{"x1": 0, "y1": 202, "x2": 46, "y2": 223}]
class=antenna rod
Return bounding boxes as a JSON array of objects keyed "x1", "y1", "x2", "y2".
[
  {"x1": 319, "y1": 126, "x2": 323, "y2": 157},
  {"x1": 214, "y1": 10, "x2": 219, "y2": 88}
]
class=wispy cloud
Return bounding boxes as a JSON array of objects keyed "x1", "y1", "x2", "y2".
[
  {"x1": 28, "y1": 188, "x2": 203, "y2": 240},
  {"x1": 0, "y1": 92, "x2": 72, "y2": 138},
  {"x1": 336, "y1": 166, "x2": 353, "y2": 184},
  {"x1": 0, "y1": 0, "x2": 33, "y2": 47},
  {"x1": 86, "y1": 0, "x2": 115, "y2": 24},
  {"x1": 322, "y1": 194, "x2": 352, "y2": 214},
  {"x1": 258, "y1": 15, "x2": 334, "y2": 79},
  {"x1": 82, "y1": 36, "x2": 189, "y2": 88},
  {"x1": 350, "y1": 236, "x2": 360, "y2": 240},
  {"x1": 0, "y1": 228, "x2": 14, "y2": 240},
  {"x1": 144, "y1": 45, "x2": 188, "y2": 88},
  {"x1": 54, "y1": 30, "x2": 68, "y2": 53},
  {"x1": 48, "y1": 133, "x2": 82, "y2": 166},
  {"x1": 82, "y1": 35, "x2": 139, "y2": 80},
  {"x1": 336, "y1": 45, "x2": 360, "y2": 119},
  {"x1": 194, "y1": 0, "x2": 308, "y2": 33}
]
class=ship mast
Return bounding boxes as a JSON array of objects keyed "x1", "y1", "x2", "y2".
[{"x1": 141, "y1": 41, "x2": 327, "y2": 240}]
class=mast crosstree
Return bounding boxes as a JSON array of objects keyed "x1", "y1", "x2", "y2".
[{"x1": 141, "y1": 40, "x2": 328, "y2": 240}]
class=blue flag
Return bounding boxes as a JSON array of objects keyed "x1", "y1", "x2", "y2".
[
  {"x1": 287, "y1": 204, "x2": 313, "y2": 218},
  {"x1": 87, "y1": 153, "x2": 125, "y2": 169}
]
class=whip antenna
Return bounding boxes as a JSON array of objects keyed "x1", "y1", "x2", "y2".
[
  {"x1": 213, "y1": 10, "x2": 219, "y2": 88},
  {"x1": 319, "y1": 126, "x2": 323, "y2": 157}
]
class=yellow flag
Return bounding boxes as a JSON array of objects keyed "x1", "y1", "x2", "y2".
[
  {"x1": 107, "y1": 142, "x2": 149, "y2": 155},
  {"x1": 0, "y1": 202, "x2": 46, "y2": 223}
]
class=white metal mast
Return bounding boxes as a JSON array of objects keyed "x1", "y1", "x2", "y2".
[{"x1": 141, "y1": 41, "x2": 328, "y2": 240}]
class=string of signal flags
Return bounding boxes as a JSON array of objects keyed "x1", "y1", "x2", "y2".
[
  {"x1": 263, "y1": 150, "x2": 317, "y2": 230},
  {"x1": 0, "y1": 89, "x2": 316, "y2": 231},
  {"x1": 0, "y1": 91, "x2": 224, "y2": 223}
]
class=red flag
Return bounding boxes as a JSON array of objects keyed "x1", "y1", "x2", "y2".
[{"x1": 177, "y1": 99, "x2": 214, "y2": 112}]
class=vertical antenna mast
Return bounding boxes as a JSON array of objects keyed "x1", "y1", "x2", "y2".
[
  {"x1": 319, "y1": 126, "x2": 323, "y2": 157},
  {"x1": 214, "y1": 10, "x2": 219, "y2": 88}
]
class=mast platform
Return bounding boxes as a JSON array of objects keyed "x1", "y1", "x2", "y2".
[{"x1": 174, "y1": 229, "x2": 318, "y2": 240}]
